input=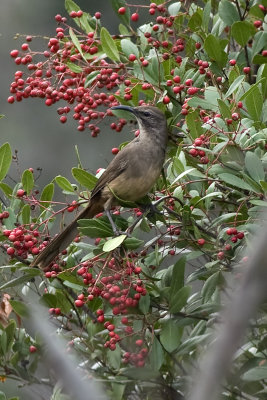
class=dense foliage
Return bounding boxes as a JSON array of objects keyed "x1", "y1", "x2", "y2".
[{"x1": 1, "y1": 0, "x2": 267, "y2": 399}]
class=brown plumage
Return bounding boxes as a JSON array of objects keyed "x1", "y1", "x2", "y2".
[{"x1": 30, "y1": 105, "x2": 168, "y2": 269}]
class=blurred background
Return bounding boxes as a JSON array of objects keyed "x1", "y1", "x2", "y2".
[{"x1": 0, "y1": 0, "x2": 148, "y2": 398}]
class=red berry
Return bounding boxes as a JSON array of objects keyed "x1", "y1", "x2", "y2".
[
  {"x1": 7, "y1": 247, "x2": 15, "y2": 256},
  {"x1": 75, "y1": 299, "x2": 84, "y2": 307},
  {"x1": 17, "y1": 189, "x2": 25, "y2": 197},
  {"x1": 189, "y1": 148, "x2": 198, "y2": 157},
  {"x1": 217, "y1": 251, "x2": 225, "y2": 260},
  {"x1": 94, "y1": 12, "x2": 101, "y2": 19},
  {"x1": 243, "y1": 67, "x2": 250, "y2": 74},
  {"x1": 185, "y1": 79, "x2": 193, "y2": 86},
  {"x1": 195, "y1": 42, "x2": 201, "y2": 49},
  {"x1": 237, "y1": 232, "x2": 244, "y2": 239},
  {"x1": 21, "y1": 43, "x2": 29, "y2": 51},
  {"x1": 254, "y1": 20, "x2": 262, "y2": 28},
  {"x1": 7, "y1": 96, "x2": 15, "y2": 104},
  {"x1": 197, "y1": 238, "x2": 205, "y2": 246},
  {"x1": 118, "y1": 7, "x2": 126, "y2": 15},
  {"x1": 76, "y1": 10, "x2": 83, "y2": 18},
  {"x1": 187, "y1": 87, "x2": 198, "y2": 95},
  {"x1": 237, "y1": 101, "x2": 243, "y2": 108},
  {"x1": 131, "y1": 13, "x2": 139, "y2": 22},
  {"x1": 231, "y1": 113, "x2": 239, "y2": 121},
  {"x1": 128, "y1": 54, "x2": 136, "y2": 62},
  {"x1": 262, "y1": 50, "x2": 267, "y2": 57},
  {"x1": 112, "y1": 147, "x2": 119, "y2": 155},
  {"x1": 29, "y1": 345, "x2": 37, "y2": 353},
  {"x1": 173, "y1": 75, "x2": 181, "y2": 83},
  {"x1": 135, "y1": 339, "x2": 143, "y2": 347},
  {"x1": 69, "y1": 11, "x2": 77, "y2": 18},
  {"x1": 10, "y1": 49, "x2": 19, "y2": 58},
  {"x1": 229, "y1": 59, "x2": 236, "y2": 66},
  {"x1": 163, "y1": 95, "x2": 170, "y2": 104}
]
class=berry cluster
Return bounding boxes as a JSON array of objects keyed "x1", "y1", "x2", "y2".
[
  {"x1": 189, "y1": 134, "x2": 209, "y2": 164},
  {"x1": 3, "y1": 225, "x2": 47, "y2": 259},
  {"x1": 8, "y1": 19, "x2": 128, "y2": 136}
]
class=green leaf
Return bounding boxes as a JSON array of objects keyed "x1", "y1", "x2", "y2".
[
  {"x1": 78, "y1": 218, "x2": 113, "y2": 238},
  {"x1": 84, "y1": 71, "x2": 99, "y2": 88},
  {"x1": 69, "y1": 27, "x2": 86, "y2": 61},
  {"x1": 40, "y1": 183, "x2": 54, "y2": 207},
  {"x1": 252, "y1": 31, "x2": 267, "y2": 58},
  {"x1": 107, "y1": 346, "x2": 121, "y2": 370},
  {"x1": 21, "y1": 204, "x2": 31, "y2": 224},
  {"x1": 111, "y1": 0, "x2": 130, "y2": 25},
  {"x1": 168, "y1": 2, "x2": 181, "y2": 16},
  {"x1": 9, "y1": 300, "x2": 29, "y2": 317},
  {"x1": 0, "y1": 270, "x2": 40, "y2": 290},
  {"x1": 0, "y1": 143, "x2": 12, "y2": 181},
  {"x1": 72, "y1": 167, "x2": 97, "y2": 189},
  {"x1": 120, "y1": 39, "x2": 139, "y2": 58},
  {"x1": 169, "y1": 286, "x2": 192, "y2": 313},
  {"x1": 0, "y1": 182, "x2": 12, "y2": 197},
  {"x1": 219, "y1": 173, "x2": 255, "y2": 191},
  {"x1": 217, "y1": 99, "x2": 232, "y2": 118},
  {"x1": 22, "y1": 169, "x2": 34, "y2": 194},
  {"x1": 66, "y1": 61, "x2": 83, "y2": 74},
  {"x1": 103, "y1": 234, "x2": 127, "y2": 252},
  {"x1": 65, "y1": 0, "x2": 94, "y2": 34},
  {"x1": 187, "y1": 97, "x2": 217, "y2": 111},
  {"x1": 245, "y1": 85, "x2": 263, "y2": 121},
  {"x1": 225, "y1": 76, "x2": 245, "y2": 98},
  {"x1": 149, "y1": 336, "x2": 164, "y2": 371},
  {"x1": 5, "y1": 320, "x2": 16, "y2": 353},
  {"x1": 218, "y1": 0, "x2": 240, "y2": 26},
  {"x1": 160, "y1": 319, "x2": 182, "y2": 353},
  {"x1": 100, "y1": 27, "x2": 120, "y2": 62},
  {"x1": 204, "y1": 34, "x2": 226, "y2": 67},
  {"x1": 203, "y1": 0, "x2": 211, "y2": 32},
  {"x1": 231, "y1": 21, "x2": 255, "y2": 46},
  {"x1": 176, "y1": 333, "x2": 211, "y2": 355},
  {"x1": 245, "y1": 152, "x2": 265, "y2": 182},
  {"x1": 186, "y1": 111, "x2": 203, "y2": 139},
  {"x1": 201, "y1": 272, "x2": 222, "y2": 303},
  {"x1": 242, "y1": 366, "x2": 267, "y2": 381},
  {"x1": 170, "y1": 257, "x2": 186, "y2": 299},
  {"x1": 55, "y1": 175, "x2": 74, "y2": 192},
  {"x1": 139, "y1": 293, "x2": 150, "y2": 314},
  {"x1": 0, "y1": 392, "x2": 7, "y2": 400},
  {"x1": 123, "y1": 237, "x2": 144, "y2": 249}
]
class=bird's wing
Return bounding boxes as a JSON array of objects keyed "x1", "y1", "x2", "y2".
[{"x1": 90, "y1": 149, "x2": 130, "y2": 198}]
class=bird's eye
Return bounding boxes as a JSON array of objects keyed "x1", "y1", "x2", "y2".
[{"x1": 143, "y1": 111, "x2": 151, "y2": 117}]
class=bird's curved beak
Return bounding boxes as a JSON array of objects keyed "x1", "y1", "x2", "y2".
[{"x1": 110, "y1": 105, "x2": 136, "y2": 114}]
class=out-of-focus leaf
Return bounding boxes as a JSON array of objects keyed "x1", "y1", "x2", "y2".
[
  {"x1": 170, "y1": 286, "x2": 191, "y2": 313},
  {"x1": 149, "y1": 336, "x2": 164, "y2": 370},
  {"x1": 245, "y1": 152, "x2": 265, "y2": 182},
  {"x1": 9, "y1": 300, "x2": 29, "y2": 317},
  {"x1": 21, "y1": 204, "x2": 31, "y2": 225},
  {"x1": 160, "y1": 319, "x2": 183, "y2": 353},
  {"x1": 0, "y1": 143, "x2": 12, "y2": 182},
  {"x1": 242, "y1": 366, "x2": 267, "y2": 381}
]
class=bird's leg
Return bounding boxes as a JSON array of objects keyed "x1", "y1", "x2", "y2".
[
  {"x1": 137, "y1": 201, "x2": 164, "y2": 218},
  {"x1": 105, "y1": 209, "x2": 131, "y2": 237}
]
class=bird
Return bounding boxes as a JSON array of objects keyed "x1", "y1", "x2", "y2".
[{"x1": 30, "y1": 105, "x2": 168, "y2": 269}]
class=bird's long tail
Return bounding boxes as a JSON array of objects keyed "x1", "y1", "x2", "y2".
[{"x1": 30, "y1": 200, "x2": 104, "y2": 269}]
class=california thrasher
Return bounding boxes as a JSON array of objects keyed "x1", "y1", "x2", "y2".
[{"x1": 31, "y1": 105, "x2": 168, "y2": 269}]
